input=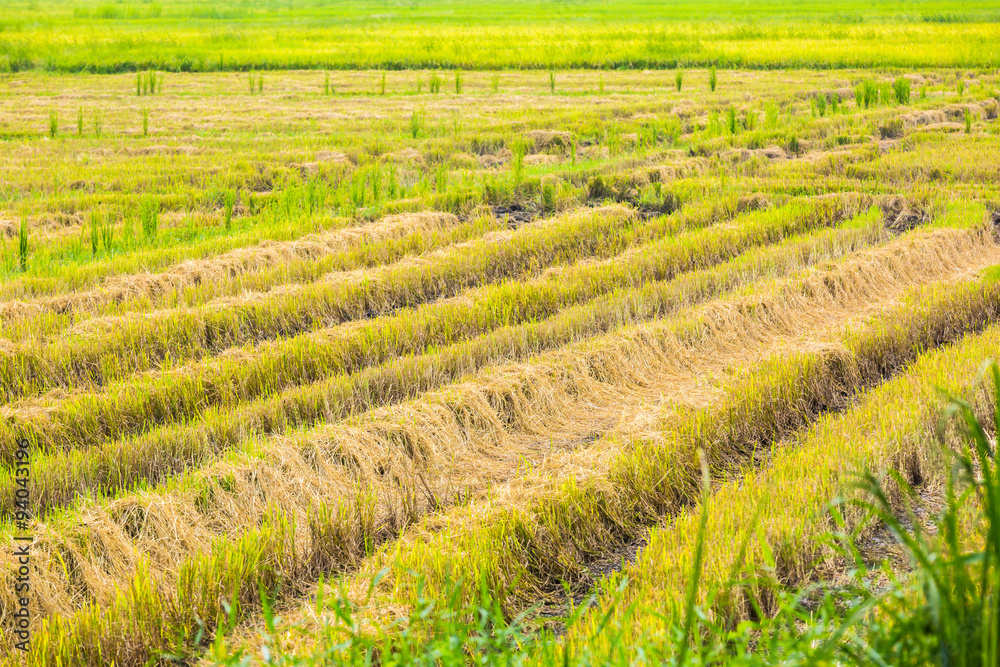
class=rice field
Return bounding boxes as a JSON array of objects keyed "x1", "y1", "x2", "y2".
[{"x1": 3, "y1": 1, "x2": 1000, "y2": 663}]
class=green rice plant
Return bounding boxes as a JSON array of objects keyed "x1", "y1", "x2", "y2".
[
  {"x1": 830, "y1": 92, "x2": 840, "y2": 113},
  {"x1": 89, "y1": 208, "x2": 101, "y2": 256},
  {"x1": 856, "y1": 78, "x2": 878, "y2": 109},
  {"x1": 0, "y1": 199, "x2": 457, "y2": 314},
  {"x1": 93, "y1": 111, "x2": 102, "y2": 137},
  {"x1": 765, "y1": 101, "x2": 779, "y2": 128},
  {"x1": 258, "y1": 72, "x2": 263, "y2": 93},
  {"x1": 958, "y1": 77, "x2": 966, "y2": 96},
  {"x1": 149, "y1": 70, "x2": 157, "y2": 94},
  {"x1": 139, "y1": 195, "x2": 158, "y2": 241},
  {"x1": 324, "y1": 71, "x2": 331, "y2": 95},
  {"x1": 638, "y1": 182, "x2": 682, "y2": 213},
  {"x1": 141, "y1": 108, "x2": 149, "y2": 137},
  {"x1": 409, "y1": 108, "x2": 423, "y2": 138},
  {"x1": 966, "y1": 106, "x2": 973, "y2": 133},
  {"x1": 135, "y1": 71, "x2": 142, "y2": 96},
  {"x1": 277, "y1": 185, "x2": 297, "y2": 220},
  {"x1": 223, "y1": 190, "x2": 237, "y2": 231},
  {"x1": 380, "y1": 72, "x2": 386, "y2": 95},
  {"x1": 304, "y1": 180, "x2": 321, "y2": 216},
  {"x1": 454, "y1": 70, "x2": 462, "y2": 94},
  {"x1": 120, "y1": 207, "x2": 137, "y2": 250},
  {"x1": 893, "y1": 75, "x2": 911, "y2": 104},
  {"x1": 8, "y1": 64, "x2": 1000, "y2": 665},
  {"x1": 833, "y1": 421, "x2": 1000, "y2": 665},
  {"x1": 878, "y1": 81, "x2": 894, "y2": 105},
  {"x1": 587, "y1": 174, "x2": 613, "y2": 201},
  {"x1": 349, "y1": 170, "x2": 367, "y2": 209},
  {"x1": 606, "y1": 127, "x2": 621, "y2": 155},
  {"x1": 371, "y1": 165, "x2": 383, "y2": 202},
  {"x1": 1, "y1": 130, "x2": 804, "y2": 314},
  {"x1": 101, "y1": 210, "x2": 114, "y2": 253},
  {"x1": 491, "y1": 72, "x2": 500, "y2": 93},
  {"x1": 865, "y1": 80, "x2": 880, "y2": 107},
  {"x1": 76, "y1": 106, "x2": 83, "y2": 135},
  {"x1": 434, "y1": 163, "x2": 447, "y2": 192},
  {"x1": 639, "y1": 121, "x2": 658, "y2": 148},
  {"x1": 429, "y1": 72, "x2": 441, "y2": 94},
  {"x1": 386, "y1": 165, "x2": 398, "y2": 199},
  {"x1": 18, "y1": 215, "x2": 28, "y2": 273},
  {"x1": 920, "y1": 84, "x2": 928, "y2": 99},
  {"x1": 709, "y1": 65, "x2": 717, "y2": 92},
  {"x1": 549, "y1": 70, "x2": 555, "y2": 93},
  {"x1": 511, "y1": 139, "x2": 527, "y2": 184},
  {"x1": 816, "y1": 92, "x2": 827, "y2": 116},
  {"x1": 662, "y1": 116, "x2": 682, "y2": 144},
  {"x1": 726, "y1": 106, "x2": 737, "y2": 134},
  {"x1": 704, "y1": 111, "x2": 720, "y2": 136},
  {"x1": 48, "y1": 108, "x2": 57, "y2": 138},
  {"x1": 675, "y1": 68, "x2": 683, "y2": 91},
  {"x1": 788, "y1": 134, "x2": 800, "y2": 155},
  {"x1": 248, "y1": 71, "x2": 255, "y2": 95},
  {"x1": 540, "y1": 180, "x2": 556, "y2": 214}
]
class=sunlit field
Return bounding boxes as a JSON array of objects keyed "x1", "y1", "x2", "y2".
[
  {"x1": 3, "y1": 0, "x2": 1000, "y2": 71},
  {"x1": 2, "y1": 1, "x2": 1000, "y2": 665}
]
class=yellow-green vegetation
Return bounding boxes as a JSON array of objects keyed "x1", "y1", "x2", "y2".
[
  {"x1": 3, "y1": 0, "x2": 1000, "y2": 72},
  {"x1": 2, "y1": 6, "x2": 1000, "y2": 663}
]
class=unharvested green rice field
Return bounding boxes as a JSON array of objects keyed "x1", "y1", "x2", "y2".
[{"x1": 2, "y1": 1, "x2": 1000, "y2": 665}]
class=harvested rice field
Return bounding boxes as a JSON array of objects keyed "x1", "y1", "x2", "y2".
[{"x1": 3, "y1": 1, "x2": 1000, "y2": 665}]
